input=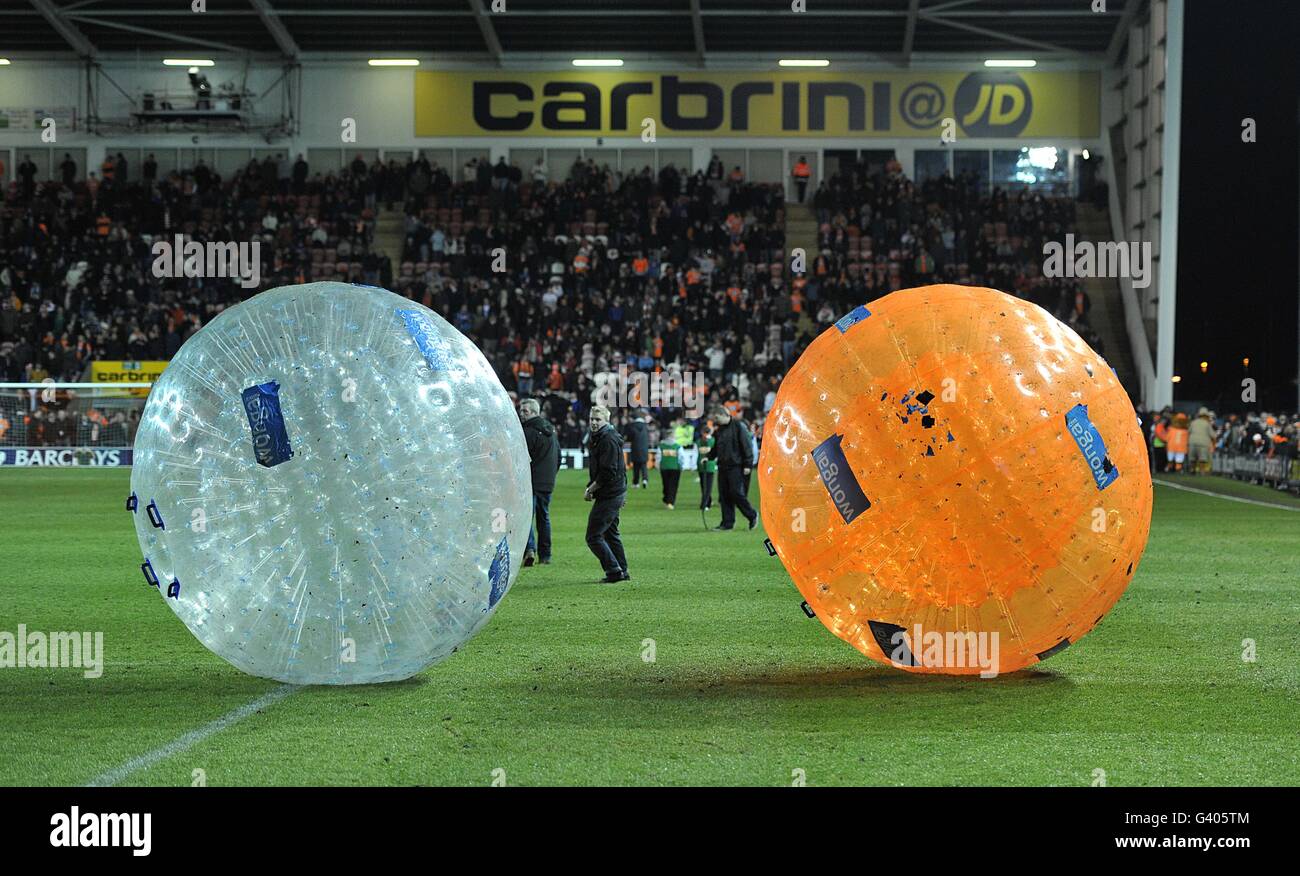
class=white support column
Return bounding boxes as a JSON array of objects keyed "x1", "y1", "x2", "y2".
[
  {"x1": 893, "y1": 144, "x2": 916, "y2": 181},
  {"x1": 691, "y1": 145, "x2": 712, "y2": 174},
  {"x1": 1154, "y1": 0, "x2": 1183, "y2": 409}
]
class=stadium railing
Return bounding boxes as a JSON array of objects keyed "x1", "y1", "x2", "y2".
[{"x1": 1210, "y1": 451, "x2": 1300, "y2": 492}]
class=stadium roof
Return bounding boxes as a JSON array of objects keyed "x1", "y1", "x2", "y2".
[{"x1": 2, "y1": 0, "x2": 1136, "y2": 64}]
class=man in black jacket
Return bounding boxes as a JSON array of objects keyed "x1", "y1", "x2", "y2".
[
  {"x1": 708, "y1": 408, "x2": 758, "y2": 531},
  {"x1": 520, "y1": 398, "x2": 560, "y2": 566},
  {"x1": 292, "y1": 154, "x2": 309, "y2": 194},
  {"x1": 625, "y1": 409, "x2": 650, "y2": 488},
  {"x1": 584, "y1": 405, "x2": 630, "y2": 583},
  {"x1": 17, "y1": 155, "x2": 36, "y2": 202}
]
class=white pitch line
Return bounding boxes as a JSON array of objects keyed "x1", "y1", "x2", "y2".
[
  {"x1": 1154, "y1": 478, "x2": 1300, "y2": 512},
  {"x1": 85, "y1": 684, "x2": 297, "y2": 787}
]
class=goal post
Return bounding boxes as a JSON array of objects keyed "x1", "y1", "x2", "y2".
[{"x1": 0, "y1": 382, "x2": 153, "y2": 467}]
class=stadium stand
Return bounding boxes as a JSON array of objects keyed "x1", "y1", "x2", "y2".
[
  {"x1": 2, "y1": 151, "x2": 1294, "y2": 482},
  {"x1": 809, "y1": 157, "x2": 1107, "y2": 359},
  {"x1": 0, "y1": 152, "x2": 383, "y2": 380}
]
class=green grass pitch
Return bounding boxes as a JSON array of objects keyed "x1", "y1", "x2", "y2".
[{"x1": 1, "y1": 467, "x2": 1297, "y2": 786}]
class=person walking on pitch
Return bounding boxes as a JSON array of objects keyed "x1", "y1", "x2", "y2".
[
  {"x1": 584, "y1": 405, "x2": 630, "y2": 583},
  {"x1": 519, "y1": 398, "x2": 559, "y2": 566},
  {"x1": 744, "y1": 419, "x2": 759, "y2": 496},
  {"x1": 707, "y1": 408, "x2": 758, "y2": 531},
  {"x1": 698, "y1": 422, "x2": 716, "y2": 512},
  {"x1": 626, "y1": 409, "x2": 650, "y2": 489},
  {"x1": 673, "y1": 418, "x2": 696, "y2": 449},
  {"x1": 658, "y1": 428, "x2": 682, "y2": 509}
]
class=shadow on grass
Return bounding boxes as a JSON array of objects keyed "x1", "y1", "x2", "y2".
[
  {"x1": 292, "y1": 673, "x2": 432, "y2": 695},
  {"x1": 3, "y1": 666, "x2": 279, "y2": 708},
  {"x1": 698, "y1": 664, "x2": 1071, "y2": 694},
  {"x1": 491, "y1": 662, "x2": 1079, "y2": 733},
  {"x1": 566, "y1": 663, "x2": 1073, "y2": 699},
  {"x1": 3, "y1": 663, "x2": 439, "y2": 719}
]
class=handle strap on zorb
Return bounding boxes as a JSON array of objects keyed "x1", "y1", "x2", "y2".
[{"x1": 146, "y1": 499, "x2": 165, "y2": 529}]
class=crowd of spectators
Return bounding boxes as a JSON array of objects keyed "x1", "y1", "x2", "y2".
[
  {"x1": 0, "y1": 396, "x2": 135, "y2": 449},
  {"x1": 7, "y1": 149, "x2": 1289, "y2": 473},
  {"x1": 388, "y1": 153, "x2": 788, "y2": 447},
  {"x1": 0, "y1": 150, "x2": 794, "y2": 449},
  {"x1": 0, "y1": 150, "x2": 386, "y2": 385},
  {"x1": 810, "y1": 158, "x2": 1107, "y2": 355},
  {"x1": 1214, "y1": 412, "x2": 1296, "y2": 457},
  {"x1": 1133, "y1": 405, "x2": 1297, "y2": 493}
]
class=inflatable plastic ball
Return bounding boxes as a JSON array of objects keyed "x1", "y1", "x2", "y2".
[
  {"x1": 127, "y1": 282, "x2": 531, "y2": 684},
  {"x1": 759, "y1": 285, "x2": 1151, "y2": 676}
]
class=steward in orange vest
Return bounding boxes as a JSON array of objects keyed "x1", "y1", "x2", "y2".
[{"x1": 792, "y1": 156, "x2": 812, "y2": 203}]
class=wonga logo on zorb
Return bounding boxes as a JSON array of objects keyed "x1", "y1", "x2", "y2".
[
  {"x1": 241, "y1": 381, "x2": 294, "y2": 468},
  {"x1": 811, "y1": 433, "x2": 871, "y2": 524},
  {"x1": 1064, "y1": 403, "x2": 1119, "y2": 490}
]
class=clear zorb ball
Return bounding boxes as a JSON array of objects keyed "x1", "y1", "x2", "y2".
[{"x1": 127, "y1": 282, "x2": 531, "y2": 684}]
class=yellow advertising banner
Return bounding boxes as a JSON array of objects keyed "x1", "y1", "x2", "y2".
[
  {"x1": 414, "y1": 70, "x2": 1099, "y2": 139},
  {"x1": 91, "y1": 360, "x2": 168, "y2": 397}
]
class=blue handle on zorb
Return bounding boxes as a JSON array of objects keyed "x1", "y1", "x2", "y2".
[
  {"x1": 242, "y1": 380, "x2": 294, "y2": 468},
  {"x1": 146, "y1": 498, "x2": 165, "y2": 529}
]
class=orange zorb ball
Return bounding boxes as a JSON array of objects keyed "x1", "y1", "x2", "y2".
[{"x1": 760, "y1": 285, "x2": 1151, "y2": 676}]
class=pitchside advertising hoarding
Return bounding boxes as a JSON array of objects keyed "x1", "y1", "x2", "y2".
[
  {"x1": 414, "y1": 70, "x2": 1100, "y2": 139},
  {"x1": 0, "y1": 448, "x2": 132, "y2": 466},
  {"x1": 0, "y1": 361, "x2": 159, "y2": 466},
  {"x1": 0, "y1": 106, "x2": 78, "y2": 131},
  {"x1": 90, "y1": 360, "x2": 167, "y2": 397}
]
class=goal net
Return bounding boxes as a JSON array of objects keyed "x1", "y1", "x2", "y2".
[{"x1": 0, "y1": 382, "x2": 152, "y2": 467}]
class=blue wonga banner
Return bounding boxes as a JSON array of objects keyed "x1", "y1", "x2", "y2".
[
  {"x1": 241, "y1": 381, "x2": 294, "y2": 468},
  {"x1": 397, "y1": 308, "x2": 454, "y2": 373},
  {"x1": 487, "y1": 536, "x2": 511, "y2": 609},
  {"x1": 834, "y1": 305, "x2": 872, "y2": 333},
  {"x1": 1064, "y1": 403, "x2": 1120, "y2": 490},
  {"x1": 812, "y1": 434, "x2": 872, "y2": 524}
]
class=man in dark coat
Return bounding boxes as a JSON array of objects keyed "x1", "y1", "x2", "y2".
[
  {"x1": 584, "y1": 405, "x2": 630, "y2": 583},
  {"x1": 625, "y1": 409, "x2": 650, "y2": 489},
  {"x1": 520, "y1": 398, "x2": 560, "y2": 566},
  {"x1": 708, "y1": 408, "x2": 758, "y2": 531},
  {"x1": 17, "y1": 155, "x2": 37, "y2": 202},
  {"x1": 292, "y1": 154, "x2": 309, "y2": 194}
]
